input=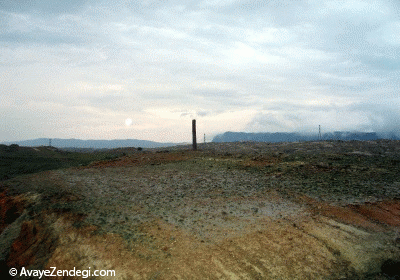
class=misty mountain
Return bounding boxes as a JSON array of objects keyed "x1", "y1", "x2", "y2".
[
  {"x1": 2, "y1": 138, "x2": 180, "y2": 149},
  {"x1": 212, "y1": 131, "x2": 398, "y2": 143}
]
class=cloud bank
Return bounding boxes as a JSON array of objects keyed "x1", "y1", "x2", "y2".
[{"x1": 1, "y1": 0, "x2": 399, "y2": 142}]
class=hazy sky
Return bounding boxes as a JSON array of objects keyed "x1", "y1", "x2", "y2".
[{"x1": 1, "y1": 0, "x2": 399, "y2": 142}]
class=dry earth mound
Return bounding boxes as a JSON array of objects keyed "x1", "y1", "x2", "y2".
[{"x1": 1, "y1": 140, "x2": 400, "y2": 279}]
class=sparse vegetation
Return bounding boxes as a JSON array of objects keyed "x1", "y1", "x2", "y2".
[
  {"x1": 0, "y1": 145, "x2": 130, "y2": 181},
  {"x1": 1, "y1": 140, "x2": 400, "y2": 279}
]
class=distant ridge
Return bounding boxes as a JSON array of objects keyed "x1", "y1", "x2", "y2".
[
  {"x1": 1, "y1": 138, "x2": 180, "y2": 149},
  {"x1": 212, "y1": 131, "x2": 398, "y2": 143}
]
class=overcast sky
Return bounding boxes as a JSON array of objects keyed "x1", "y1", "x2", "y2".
[{"x1": 1, "y1": 0, "x2": 399, "y2": 143}]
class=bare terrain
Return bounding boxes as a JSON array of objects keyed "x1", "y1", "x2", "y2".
[{"x1": 1, "y1": 140, "x2": 400, "y2": 279}]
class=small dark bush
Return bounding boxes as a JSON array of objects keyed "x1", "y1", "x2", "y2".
[{"x1": 4, "y1": 144, "x2": 20, "y2": 152}]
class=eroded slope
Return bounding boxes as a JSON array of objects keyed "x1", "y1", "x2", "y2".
[{"x1": 1, "y1": 140, "x2": 400, "y2": 279}]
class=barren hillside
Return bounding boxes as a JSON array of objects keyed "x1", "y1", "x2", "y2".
[{"x1": 1, "y1": 140, "x2": 400, "y2": 279}]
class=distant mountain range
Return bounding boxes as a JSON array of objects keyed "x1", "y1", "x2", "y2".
[
  {"x1": 212, "y1": 131, "x2": 399, "y2": 143},
  {"x1": 3, "y1": 131, "x2": 398, "y2": 149},
  {"x1": 1, "y1": 138, "x2": 181, "y2": 149}
]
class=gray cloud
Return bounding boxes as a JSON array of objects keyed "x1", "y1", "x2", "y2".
[
  {"x1": 0, "y1": 30, "x2": 86, "y2": 45},
  {"x1": 0, "y1": 0, "x2": 89, "y2": 14},
  {"x1": 1, "y1": 0, "x2": 400, "y2": 142},
  {"x1": 246, "y1": 101, "x2": 400, "y2": 137},
  {"x1": 348, "y1": 102, "x2": 400, "y2": 134}
]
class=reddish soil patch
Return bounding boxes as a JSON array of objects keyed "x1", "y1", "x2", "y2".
[
  {"x1": 8, "y1": 218, "x2": 56, "y2": 269},
  {"x1": 297, "y1": 195, "x2": 400, "y2": 230},
  {"x1": 7, "y1": 212, "x2": 88, "y2": 270},
  {"x1": 86, "y1": 151, "x2": 194, "y2": 169},
  {"x1": 350, "y1": 200, "x2": 400, "y2": 227},
  {"x1": 296, "y1": 195, "x2": 384, "y2": 230}
]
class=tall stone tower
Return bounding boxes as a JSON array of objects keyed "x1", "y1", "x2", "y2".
[{"x1": 192, "y1": 119, "x2": 197, "y2": 150}]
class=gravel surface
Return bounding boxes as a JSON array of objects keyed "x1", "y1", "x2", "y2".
[
  {"x1": 2, "y1": 140, "x2": 399, "y2": 279},
  {"x1": 49, "y1": 158, "x2": 306, "y2": 245}
]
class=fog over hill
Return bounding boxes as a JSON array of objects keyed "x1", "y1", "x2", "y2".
[
  {"x1": 3, "y1": 131, "x2": 399, "y2": 149},
  {"x1": 1, "y1": 138, "x2": 180, "y2": 149},
  {"x1": 212, "y1": 131, "x2": 399, "y2": 143}
]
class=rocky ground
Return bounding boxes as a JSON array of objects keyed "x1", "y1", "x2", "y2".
[{"x1": 1, "y1": 140, "x2": 400, "y2": 279}]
